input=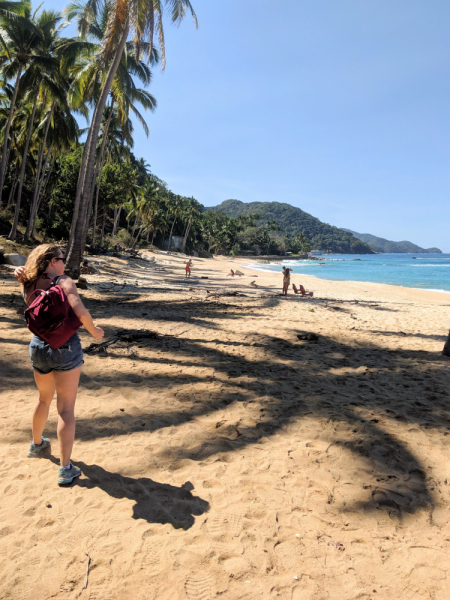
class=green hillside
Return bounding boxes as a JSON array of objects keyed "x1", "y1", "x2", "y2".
[
  {"x1": 209, "y1": 200, "x2": 375, "y2": 254},
  {"x1": 343, "y1": 230, "x2": 442, "y2": 254}
]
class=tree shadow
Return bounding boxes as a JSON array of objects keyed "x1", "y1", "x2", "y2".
[{"x1": 3, "y1": 291, "x2": 449, "y2": 522}]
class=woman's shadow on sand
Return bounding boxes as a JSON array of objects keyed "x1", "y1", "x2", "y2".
[{"x1": 70, "y1": 461, "x2": 209, "y2": 529}]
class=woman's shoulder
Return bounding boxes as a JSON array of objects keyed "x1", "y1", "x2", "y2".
[{"x1": 57, "y1": 275, "x2": 75, "y2": 288}]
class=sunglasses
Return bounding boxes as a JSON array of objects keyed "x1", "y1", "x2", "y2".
[{"x1": 55, "y1": 257, "x2": 66, "y2": 264}]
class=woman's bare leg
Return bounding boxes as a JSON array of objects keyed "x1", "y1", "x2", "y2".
[
  {"x1": 54, "y1": 367, "x2": 81, "y2": 466},
  {"x1": 32, "y1": 371, "x2": 56, "y2": 444}
]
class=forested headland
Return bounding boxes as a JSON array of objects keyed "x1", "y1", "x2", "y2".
[{"x1": 210, "y1": 200, "x2": 375, "y2": 254}]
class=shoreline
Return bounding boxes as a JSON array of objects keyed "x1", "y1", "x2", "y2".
[{"x1": 241, "y1": 259, "x2": 450, "y2": 298}]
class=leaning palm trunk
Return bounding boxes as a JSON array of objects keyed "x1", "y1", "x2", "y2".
[
  {"x1": 66, "y1": 21, "x2": 130, "y2": 275},
  {"x1": 91, "y1": 100, "x2": 114, "y2": 246},
  {"x1": 91, "y1": 152, "x2": 107, "y2": 246},
  {"x1": 9, "y1": 94, "x2": 38, "y2": 240},
  {"x1": 24, "y1": 106, "x2": 53, "y2": 241},
  {"x1": 130, "y1": 224, "x2": 144, "y2": 249},
  {"x1": 0, "y1": 66, "x2": 22, "y2": 209},
  {"x1": 130, "y1": 212, "x2": 141, "y2": 240}
]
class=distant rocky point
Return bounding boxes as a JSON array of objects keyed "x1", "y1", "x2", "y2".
[{"x1": 343, "y1": 230, "x2": 442, "y2": 254}]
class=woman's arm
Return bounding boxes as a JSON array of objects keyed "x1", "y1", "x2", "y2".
[
  {"x1": 14, "y1": 266, "x2": 25, "y2": 295},
  {"x1": 60, "y1": 276, "x2": 104, "y2": 340}
]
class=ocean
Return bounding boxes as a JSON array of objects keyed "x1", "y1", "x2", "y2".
[{"x1": 247, "y1": 253, "x2": 450, "y2": 294}]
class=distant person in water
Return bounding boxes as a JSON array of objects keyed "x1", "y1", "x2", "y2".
[
  {"x1": 14, "y1": 244, "x2": 104, "y2": 485},
  {"x1": 185, "y1": 260, "x2": 192, "y2": 278}
]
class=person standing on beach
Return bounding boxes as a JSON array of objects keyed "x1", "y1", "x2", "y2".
[
  {"x1": 282, "y1": 267, "x2": 292, "y2": 296},
  {"x1": 185, "y1": 259, "x2": 192, "y2": 278},
  {"x1": 14, "y1": 244, "x2": 104, "y2": 485}
]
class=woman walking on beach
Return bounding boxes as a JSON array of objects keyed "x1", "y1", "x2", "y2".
[
  {"x1": 14, "y1": 244, "x2": 104, "y2": 485},
  {"x1": 185, "y1": 259, "x2": 192, "y2": 278}
]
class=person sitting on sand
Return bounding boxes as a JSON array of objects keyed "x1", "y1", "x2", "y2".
[
  {"x1": 185, "y1": 260, "x2": 192, "y2": 278},
  {"x1": 14, "y1": 244, "x2": 104, "y2": 485},
  {"x1": 227, "y1": 269, "x2": 235, "y2": 277}
]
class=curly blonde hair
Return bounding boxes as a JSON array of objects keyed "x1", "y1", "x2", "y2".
[{"x1": 21, "y1": 244, "x2": 63, "y2": 287}]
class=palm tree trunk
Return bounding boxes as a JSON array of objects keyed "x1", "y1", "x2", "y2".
[
  {"x1": 6, "y1": 170, "x2": 19, "y2": 208},
  {"x1": 24, "y1": 105, "x2": 53, "y2": 241},
  {"x1": 181, "y1": 216, "x2": 192, "y2": 253},
  {"x1": 0, "y1": 65, "x2": 22, "y2": 209},
  {"x1": 66, "y1": 20, "x2": 130, "y2": 275},
  {"x1": 9, "y1": 94, "x2": 38, "y2": 240},
  {"x1": 112, "y1": 204, "x2": 122, "y2": 237},
  {"x1": 167, "y1": 216, "x2": 176, "y2": 252},
  {"x1": 131, "y1": 212, "x2": 141, "y2": 240},
  {"x1": 99, "y1": 213, "x2": 106, "y2": 247},
  {"x1": 90, "y1": 97, "x2": 114, "y2": 247},
  {"x1": 151, "y1": 230, "x2": 155, "y2": 246},
  {"x1": 30, "y1": 147, "x2": 52, "y2": 238},
  {"x1": 91, "y1": 152, "x2": 106, "y2": 247}
]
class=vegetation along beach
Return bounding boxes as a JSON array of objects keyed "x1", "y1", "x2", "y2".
[{"x1": 0, "y1": 1, "x2": 449, "y2": 599}]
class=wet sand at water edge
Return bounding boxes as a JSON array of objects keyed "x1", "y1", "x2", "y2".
[{"x1": 1, "y1": 251, "x2": 450, "y2": 600}]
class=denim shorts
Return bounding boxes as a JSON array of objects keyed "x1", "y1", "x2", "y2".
[{"x1": 29, "y1": 333, "x2": 84, "y2": 375}]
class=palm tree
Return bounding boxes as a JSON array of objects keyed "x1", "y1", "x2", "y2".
[
  {"x1": 24, "y1": 99, "x2": 79, "y2": 241},
  {"x1": 180, "y1": 196, "x2": 201, "y2": 253},
  {"x1": 0, "y1": 2, "x2": 45, "y2": 208},
  {"x1": 65, "y1": 1, "x2": 160, "y2": 255},
  {"x1": 166, "y1": 193, "x2": 184, "y2": 251},
  {"x1": 148, "y1": 206, "x2": 168, "y2": 246},
  {"x1": 65, "y1": 0, "x2": 197, "y2": 275},
  {"x1": 8, "y1": 10, "x2": 71, "y2": 240}
]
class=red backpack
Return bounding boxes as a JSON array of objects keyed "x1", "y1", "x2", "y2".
[{"x1": 24, "y1": 274, "x2": 81, "y2": 349}]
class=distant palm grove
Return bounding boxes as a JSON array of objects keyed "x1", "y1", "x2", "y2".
[{"x1": 0, "y1": 1, "x2": 369, "y2": 272}]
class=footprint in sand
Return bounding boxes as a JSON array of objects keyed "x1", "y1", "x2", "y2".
[
  {"x1": 209, "y1": 538, "x2": 243, "y2": 558},
  {"x1": 63, "y1": 520, "x2": 99, "y2": 550},
  {"x1": 207, "y1": 513, "x2": 242, "y2": 537},
  {"x1": 292, "y1": 575, "x2": 325, "y2": 600},
  {"x1": 185, "y1": 574, "x2": 214, "y2": 600},
  {"x1": 140, "y1": 548, "x2": 162, "y2": 576},
  {"x1": 275, "y1": 541, "x2": 302, "y2": 572}
]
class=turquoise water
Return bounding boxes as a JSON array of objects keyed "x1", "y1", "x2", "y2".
[{"x1": 247, "y1": 253, "x2": 450, "y2": 293}]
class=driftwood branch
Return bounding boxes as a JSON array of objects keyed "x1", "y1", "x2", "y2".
[
  {"x1": 84, "y1": 329, "x2": 160, "y2": 355},
  {"x1": 82, "y1": 553, "x2": 91, "y2": 590}
]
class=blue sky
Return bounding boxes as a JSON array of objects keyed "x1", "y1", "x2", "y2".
[{"x1": 51, "y1": 0, "x2": 449, "y2": 251}]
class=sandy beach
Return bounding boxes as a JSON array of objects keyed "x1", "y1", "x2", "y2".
[{"x1": 1, "y1": 251, "x2": 450, "y2": 600}]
